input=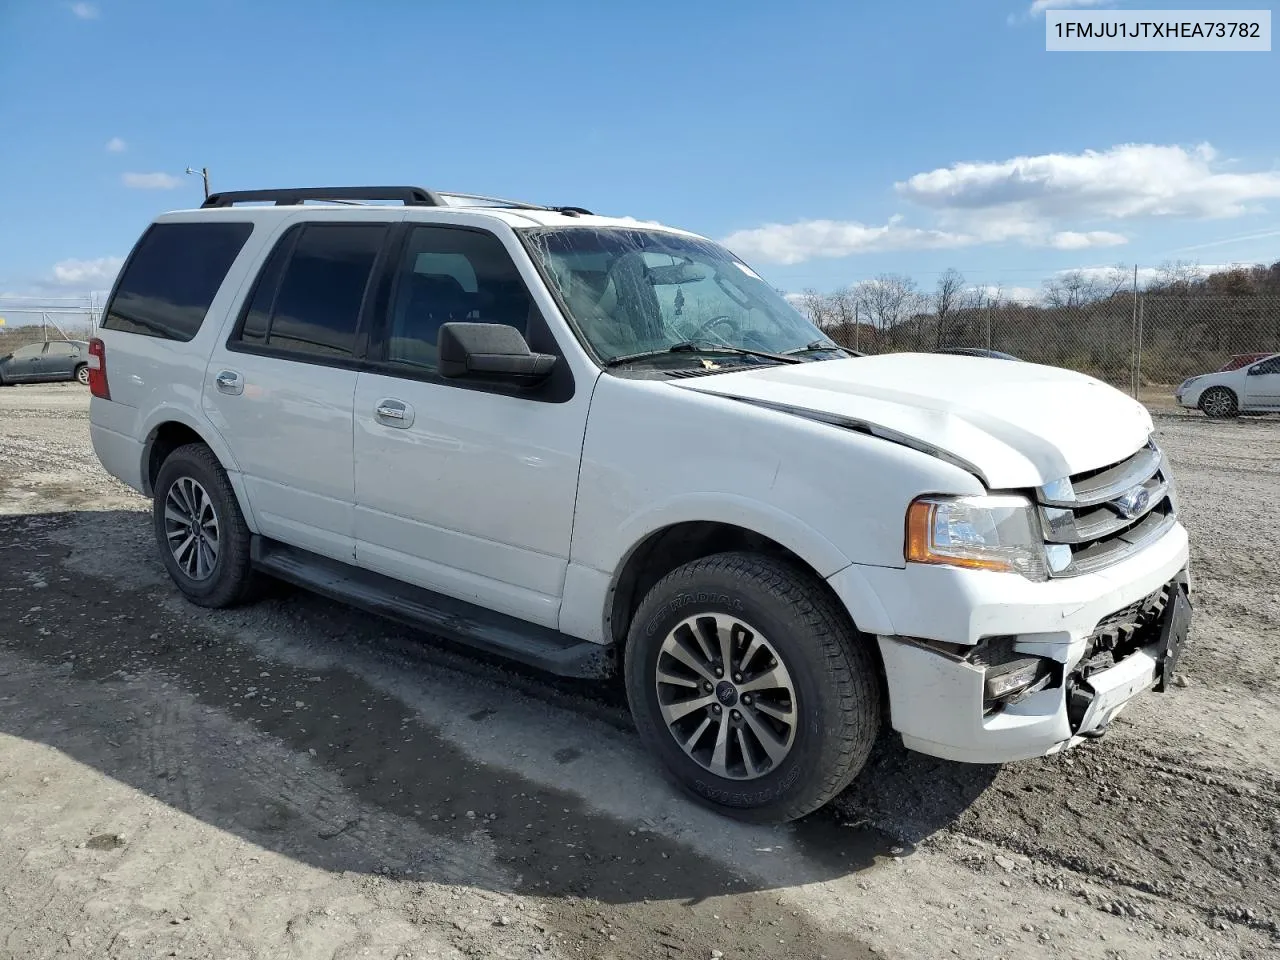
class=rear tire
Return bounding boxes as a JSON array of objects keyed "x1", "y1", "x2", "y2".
[
  {"x1": 74, "y1": 364, "x2": 90, "y2": 385},
  {"x1": 1199, "y1": 386, "x2": 1238, "y2": 418},
  {"x1": 624, "y1": 552, "x2": 881, "y2": 823},
  {"x1": 153, "y1": 443, "x2": 260, "y2": 608}
]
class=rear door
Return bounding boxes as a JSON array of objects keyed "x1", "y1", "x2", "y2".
[
  {"x1": 203, "y1": 218, "x2": 392, "y2": 562},
  {"x1": 351, "y1": 221, "x2": 589, "y2": 628},
  {"x1": 1242, "y1": 355, "x2": 1280, "y2": 409},
  {"x1": 40, "y1": 341, "x2": 81, "y2": 380}
]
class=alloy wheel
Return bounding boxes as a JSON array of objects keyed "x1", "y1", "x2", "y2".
[
  {"x1": 654, "y1": 613, "x2": 798, "y2": 780},
  {"x1": 163, "y1": 476, "x2": 220, "y2": 581}
]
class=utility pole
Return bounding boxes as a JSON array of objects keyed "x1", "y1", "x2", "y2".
[
  {"x1": 1129, "y1": 264, "x2": 1139, "y2": 399},
  {"x1": 186, "y1": 166, "x2": 210, "y2": 199}
]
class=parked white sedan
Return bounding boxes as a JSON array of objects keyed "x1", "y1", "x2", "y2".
[{"x1": 1175, "y1": 353, "x2": 1280, "y2": 417}]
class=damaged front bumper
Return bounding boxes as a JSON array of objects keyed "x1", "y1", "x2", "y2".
[{"x1": 865, "y1": 525, "x2": 1192, "y2": 764}]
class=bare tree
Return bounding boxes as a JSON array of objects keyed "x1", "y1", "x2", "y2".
[
  {"x1": 1152, "y1": 260, "x2": 1201, "y2": 293},
  {"x1": 933, "y1": 268, "x2": 965, "y2": 349},
  {"x1": 855, "y1": 274, "x2": 919, "y2": 348},
  {"x1": 797, "y1": 289, "x2": 833, "y2": 327}
]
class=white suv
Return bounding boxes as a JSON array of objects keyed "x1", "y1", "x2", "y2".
[{"x1": 89, "y1": 185, "x2": 1192, "y2": 822}]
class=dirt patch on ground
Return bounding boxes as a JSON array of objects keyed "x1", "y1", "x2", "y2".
[{"x1": 1, "y1": 383, "x2": 1277, "y2": 959}]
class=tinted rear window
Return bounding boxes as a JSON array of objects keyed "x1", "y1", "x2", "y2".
[{"x1": 103, "y1": 221, "x2": 253, "y2": 341}]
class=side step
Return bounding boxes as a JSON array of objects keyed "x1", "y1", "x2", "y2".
[{"x1": 250, "y1": 537, "x2": 615, "y2": 679}]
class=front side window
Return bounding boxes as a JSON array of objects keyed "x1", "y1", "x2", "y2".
[
  {"x1": 10, "y1": 343, "x2": 45, "y2": 359},
  {"x1": 382, "y1": 225, "x2": 532, "y2": 372},
  {"x1": 522, "y1": 227, "x2": 828, "y2": 366},
  {"x1": 236, "y1": 223, "x2": 386, "y2": 359},
  {"x1": 103, "y1": 221, "x2": 253, "y2": 341},
  {"x1": 1254, "y1": 356, "x2": 1280, "y2": 375}
]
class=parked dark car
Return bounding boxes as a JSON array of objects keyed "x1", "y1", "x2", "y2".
[
  {"x1": 0, "y1": 339, "x2": 91, "y2": 385},
  {"x1": 936, "y1": 346, "x2": 1022, "y2": 361}
]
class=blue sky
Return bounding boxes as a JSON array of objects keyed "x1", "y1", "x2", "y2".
[{"x1": 1, "y1": 0, "x2": 1277, "y2": 311}]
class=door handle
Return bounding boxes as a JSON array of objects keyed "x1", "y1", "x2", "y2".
[
  {"x1": 375, "y1": 398, "x2": 414, "y2": 428},
  {"x1": 215, "y1": 370, "x2": 244, "y2": 395}
]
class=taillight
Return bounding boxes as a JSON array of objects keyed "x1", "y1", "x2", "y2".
[{"x1": 87, "y1": 338, "x2": 110, "y2": 399}]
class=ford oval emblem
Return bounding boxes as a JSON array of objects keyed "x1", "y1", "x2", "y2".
[{"x1": 1112, "y1": 485, "x2": 1151, "y2": 519}]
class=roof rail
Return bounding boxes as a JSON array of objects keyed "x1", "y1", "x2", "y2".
[
  {"x1": 435, "y1": 192, "x2": 594, "y2": 216},
  {"x1": 201, "y1": 186, "x2": 446, "y2": 208}
]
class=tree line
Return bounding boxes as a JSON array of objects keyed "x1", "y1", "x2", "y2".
[{"x1": 791, "y1": 260, "x2": 1280, "y2": 385}]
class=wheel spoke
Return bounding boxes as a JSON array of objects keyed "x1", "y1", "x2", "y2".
[
  {"x1": 751, "y1": 698, "x2": 794, "y2": 723},
  {"x1": 737, "y1": 665, "x2": 790, "y2": 695},
  {"x1": 678, "y1": 716, "x2": 712, "y2": 752},
  {"x1": 741, "y1": 708, "x2": 790, "y2": 765},
  {"x1": 717, "y1": 618, "x2": 736, "y2": 675},
  {"x1": 659, "y1": 694, "x2": 715, "y2": 725},
  {"x1": 738, "y1": 633, "x2": 765, "y2": 672},
  {"x1": 735, "y1": 727, "x2": 759, "y2": 778},
  {"x1": 660, "y1": 637, "x2": 717, "y2": 684},
  {"x1": 655, "y1": 663, "x2": 701, "y2": 691},
  {"x1": 708, "y1": 714, "x2": 731, "y2": 778},
  {"x1": 689, "y1": 619, "x2": 719, "y2": 665}
]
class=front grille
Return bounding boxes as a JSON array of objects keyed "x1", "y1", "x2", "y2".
[{"x1": 1036, "y1": 440, "x2": 1177, "y2": 577}]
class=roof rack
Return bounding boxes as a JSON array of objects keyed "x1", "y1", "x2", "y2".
[
  {"x1": 202, "y1": 186, "x2": 446, "y2": 208},
  {"x1": 201, "y1": 185, "x2": 594, "y2": 216}
]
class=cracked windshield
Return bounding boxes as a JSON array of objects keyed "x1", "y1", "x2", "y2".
[{"x1": 524, "y1": 227, "x2": 841, "y2": 366}]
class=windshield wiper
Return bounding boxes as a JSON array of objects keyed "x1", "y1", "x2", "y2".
[
  {"x1": 783, "y1": 339, "x2": 849, "y2": 357},
  {"x1": 604, "y1": 339, "x2": 802, "y2": 368}
]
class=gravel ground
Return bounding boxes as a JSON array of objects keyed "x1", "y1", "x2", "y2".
[{"x1": 0, "y1": 382, "x2": 1277, "y2": 960}]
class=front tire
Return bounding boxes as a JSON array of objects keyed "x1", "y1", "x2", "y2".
[
  {"x1": 1199, "y1": 386, "x2": 1238, "y2": 418},
  {"x1": 153, "y1": 443, "x2": 259, "y2": 608},
  {"x1": 624, "y1": 552, "x2": 881, "y2": 822}
]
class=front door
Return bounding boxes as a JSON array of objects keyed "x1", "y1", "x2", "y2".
[
  {"x1": 3, "y1": 342, "x2": 46, "y2": 382},
  {"x1": 352, "y1": 222, "x2": 591, "y2": 628},
  {"x1": 1242, "y1": 355, "x2": 1280, "y2": 410},
  {"x1": 203, "y1": 219, "x2": 390, "y2": 561}
]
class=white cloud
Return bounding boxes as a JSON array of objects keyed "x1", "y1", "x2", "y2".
[
  {"x1": 1047, "y1": 230, "x2": 1128, "y2": 250},
  {"x1": 122, "y1": 171, "x2": 181, "y2": 190},
  {"x1": 105, "y1": 136, "x2": 126, "y2": 153},
  {"x1": 721, "y1": 219, "x2": 976, "y2": 265},
  {"x1": 1009, "y1": 0, "x2": 1110, "y2": 24},
  {"x1": 721, "y1": 142, "x2": 1280, "y2": 265},
  {"x1": 50, "y1": 256, "x2": 124, "y2": 289},
  {"x1": 69, "y1": 2, "x2": 99, "y2": 18},
  {"x1": 1027, "y1": 0, "x2": 1109, "y2": 16},
  {"x1": 896, "y1": 143, "x2": 1280, "y2": 223}
]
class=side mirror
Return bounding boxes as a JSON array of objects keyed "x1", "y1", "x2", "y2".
[
  {"x1": 438, "y1": 322, "x2": 556, "y2": 385},
  {"x1": 1247, "y1": 365, "x2": 1263, "y2": 376}
]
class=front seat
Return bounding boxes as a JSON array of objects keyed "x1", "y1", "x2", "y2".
[{"x1": 393, "y1": 273, "x2": 474, "y2": 366}]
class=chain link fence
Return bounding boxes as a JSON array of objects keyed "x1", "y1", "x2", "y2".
[
  {"x1": 810, "y1": 292, "x2": 1280, "y2": 410},
  {"x1": 0, "y1": 297, "x2": 99, "y2": 354}
]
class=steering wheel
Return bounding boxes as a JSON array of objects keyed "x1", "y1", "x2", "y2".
[{"x1": 688, "y1": 314, "x2": 741, "y2": 343}]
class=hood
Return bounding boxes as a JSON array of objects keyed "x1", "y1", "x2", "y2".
[{"x1": 670, "y1": 354, "x2": 1152, "y2": 489}]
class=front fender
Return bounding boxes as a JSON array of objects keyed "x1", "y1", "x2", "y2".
[{"x1": 611, "y1": 492, "x2": 852, "y2": 579}]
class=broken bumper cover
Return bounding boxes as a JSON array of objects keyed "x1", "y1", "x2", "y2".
[{"x1": 862, "y1": 522, "x2": 1192, "y2": 764}]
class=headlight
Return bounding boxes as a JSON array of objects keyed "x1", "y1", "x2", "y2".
[
  {"x1": 905, "y1": 495, "x2": 1047, "y2": 581},
  {"x1": 1178, "y1": 376, "x2": 1202, "y2": 390}
]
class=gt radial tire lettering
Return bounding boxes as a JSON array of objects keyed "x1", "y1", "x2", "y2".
[{"x1": 651, "y1": 592, "x2": 743, "y2": 630}]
